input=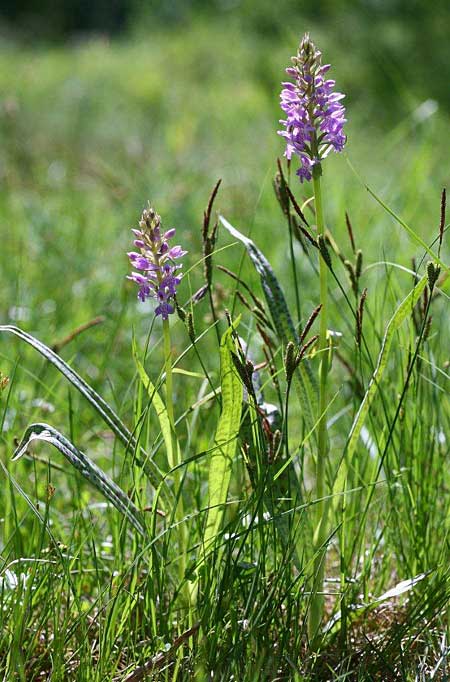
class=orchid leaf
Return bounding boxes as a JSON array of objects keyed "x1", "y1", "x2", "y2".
[{"x1": 13, "y1": 423, "x2": 145, "y2": 536}]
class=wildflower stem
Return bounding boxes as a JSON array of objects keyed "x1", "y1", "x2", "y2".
[
  {"x1": 162, "y1": 318, "x2": 189, "y2": 604},
  {"x1": 308, "y1": 167, "x2": 329, "y2": 645},
  {"x1": 287, "y1": 165, "x2": 302, "y2": 324},
  {"x1": 163, "y1": 318, "x2": 176, "y2": 442}
]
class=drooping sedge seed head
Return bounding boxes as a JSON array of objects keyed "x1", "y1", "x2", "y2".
[
  {"x1": 297, "y1": 334, "x2": 319, "y2": 363},
  {"x1": 268, "y1": 428, "x2": 282, "y2": 464},
  {"x1": 186, "y1": 312, "x2": 196, "y2": 343},
  {"x1": 355, "y1": 249, "x2": 363, "y2": 279},
  {"x1": 231, "y1": 352, "x2": 254, "y2": 394},
  {"x1": 317, "y1": 234, "x2": 332, "y2": 269},
  {"x1": 422, "y1": 285, "x2": 429, "y2": 316},
  {"x1": 439, "y1": 188, "x2": 446, "y2": 252},
  {"x1": 426, "y1": 261, "x2": 440, "y2": 290},
  {"x1": 202, "y1": 179, "x2": 222, "y2": 242},
  {"x1": 284, "y1": 341, "x2": 296, "y2": 382},
  {"x1": 345, "y1": 212, "x2": 356, "y2": 254},
  {"x1": 300, "y1": 304, "x2": 322, "y2": 344},
  {"x1": 344, "y1": 259, "x2": 357, "y2": 295},
  {"x1": 175, "y1": 300, "x2": 187, "y2": 322},
  {"x1": 273, "y1": 171, "x2": 290, "y2": 216},
  {"x1": 191, "y1": 284, "x2": 208, "y2": 304},
  {"x1": 355, "y1": 287, "x2": 368, "y2": 348}
]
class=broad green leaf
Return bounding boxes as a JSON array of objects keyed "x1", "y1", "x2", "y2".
[
  {"x1": 219, "y1": 216, "x2": 318, "y2": 432},
  {"x1": 13, "y1": 423, "x2": 145, "y2": 536},
  {"x1": 0, "y1": 325, "x2": 167, "y2": 495},
  {"x1": 203, "y1": 324, "x2": 243, "y2": 551},
  {"x1": 132, "y1": 342, "x2": 181, "y2": 471}
]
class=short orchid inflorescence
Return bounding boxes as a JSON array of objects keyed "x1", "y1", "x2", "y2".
[
  {"x1": 127, "y1": 206, "x2": 186, "y2": 319},
  {"x1": 278, "y1": 33, "x2": 346, "y2": 182}
]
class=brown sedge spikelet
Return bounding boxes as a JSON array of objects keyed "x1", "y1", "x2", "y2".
[{"x1": 356, "y1": 287, "x2": 368, "y2": 347}]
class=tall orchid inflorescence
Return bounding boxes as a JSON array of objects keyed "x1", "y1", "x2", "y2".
[
  {"x1": 127, "y1": 206, "x2": 186, "y2": 319},
  {"x1": 278, "y1": 33, "x2": 346, "y2": 182}
]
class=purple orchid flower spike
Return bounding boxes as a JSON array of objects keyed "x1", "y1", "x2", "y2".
[
  {"x1": 126, "y1": 206, "x2": 186, "y2": 320},
  {"x1": 278, "y1": 33, "x2": 346, "y2": 182}
]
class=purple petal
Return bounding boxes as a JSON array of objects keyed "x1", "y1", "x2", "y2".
[
  {"x1": 127, "y1": 272, "x2": 148, "y2": 286},
  {"x1": 168, "y1": 245, "x2": 187, "y2": 259},
  {"x1": 128, "y1": 252, "x2": 151, "y2": 270},
  {"x1": 155, "y1": 302, "x2": 174, "y2": 319}
]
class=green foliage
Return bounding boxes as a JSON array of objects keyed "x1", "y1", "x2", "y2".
[
  {"x1": 13, "y1": 422, "x2": 145, "y2": 535},
  {"x1": 203, "y1": 322, "x2": 243, "y2": 554},
  {"x1": 133, "y1": 340, "x2": 181, "y2": 473},
  {"x1": 0, "y1": 13, "x2": 449, "y2": 681},
  {"x1": 220, "y1": 216, "x2": 318, "y2": 432}
]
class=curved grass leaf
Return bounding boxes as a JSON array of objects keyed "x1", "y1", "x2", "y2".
[
  {"x1": 219, "y1": 216, "x2": 318, "y2": 430},
  {"x1": 333, "y1": 274, "x2": 428, "y2": 502},
  {"x1": 365, "y1": 185, "x2": 449, "y2": 273},
  {"x1": 0, "y1": 325, "x2": 166, "y2": 493},
  {"x1": 13, "y1": 423, "x2": 145, "y2": 536},
  {"x1": 203, "y1": 323, "x2": 243, "y2": 552},
  {"x1": 346, "y1": 274, "x2": 427, "y2": 461}
]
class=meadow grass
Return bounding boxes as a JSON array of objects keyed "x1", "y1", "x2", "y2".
[{"x1": 0, "y1": 16, "x2": 449, "y2": 681}]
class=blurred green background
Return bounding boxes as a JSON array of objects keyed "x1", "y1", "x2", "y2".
[{"x1": 0, "y1": 0, "x2": 448, "y2": 418}]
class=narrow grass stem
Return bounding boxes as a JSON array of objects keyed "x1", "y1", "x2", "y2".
[{"x1": 308, "y1": 168, "x2": 330, "y2": 645}]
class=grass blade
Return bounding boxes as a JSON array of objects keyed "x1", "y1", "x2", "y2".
[
  {"x1": 13, "y1": 422, "x2": 145, "y2": 536},
  {"x1": 0, "y1": 325, "x2": 166, "y2": 493},
  {"x1": 333, "y1": 274, "x2": 428, "y2": 502},
  {"x1": 219, "y1": 215, "x2": 318, "y2": 429},
  {"x1": 346, "y1": 274, "x2": 427, "y2": 460}
]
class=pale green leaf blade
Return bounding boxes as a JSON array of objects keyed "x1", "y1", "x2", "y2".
[
  {"x1": 204, "y1": 324, "x2": 243, "y2": 550},
  {"x1": 132, "y1": 344, "x2": 180, "y2": 471}
]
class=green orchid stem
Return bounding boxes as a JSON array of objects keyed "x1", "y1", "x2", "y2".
[
  {"x1": 287, "y1": 163, "x2": 302, "y2": 324},
  {"x1": 162, "y1": 318, "x2": 189, "y2": 605},
  {"x1": 308, "y1": 167, "x2": 330, "y2": 646}
]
